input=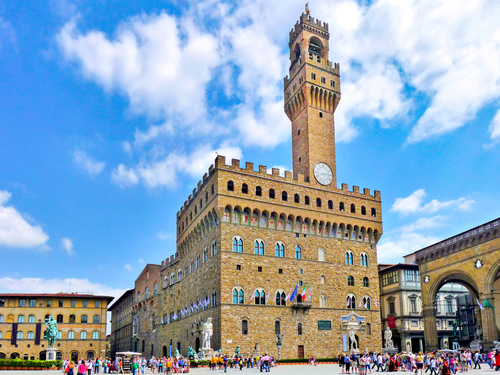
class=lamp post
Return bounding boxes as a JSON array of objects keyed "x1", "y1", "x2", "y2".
[{"x1": 276, "y1": 334, "x2": 281, "y2": 361}]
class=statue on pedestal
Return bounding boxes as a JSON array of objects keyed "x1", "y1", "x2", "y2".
[
  {"x1": 384, "y1": 327, "x2": 394, "y2": 350},
  {"x1": 44, "y1": 316, "x2": 58, "y2": 348},
  {"x1": 349, "y1": 329, "x2": 358, "y2": 352},
  {"x1": 202, "y1": 317, "x2": 213, "y2": 350}
]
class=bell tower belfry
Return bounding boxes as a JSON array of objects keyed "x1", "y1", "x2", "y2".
[{"x1": 284, "y1": 6, "x2": 341, "y2": 187}]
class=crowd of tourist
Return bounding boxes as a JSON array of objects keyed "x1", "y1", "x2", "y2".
[{"x1": 339, "y1": 349, "x2": 500, "y2": 374}]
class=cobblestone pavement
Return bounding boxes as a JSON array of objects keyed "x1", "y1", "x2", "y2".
[{"x1": 3, "y1": 366, "x2": 500, "y2": 375}]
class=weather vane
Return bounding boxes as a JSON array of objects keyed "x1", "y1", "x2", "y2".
[{"x1": 305, "y1": 3, "x2": 310, "y2": 14}]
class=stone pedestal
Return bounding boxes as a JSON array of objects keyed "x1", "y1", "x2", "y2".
[
  {"x1": 202, "y1": 348, "x2": 213, "y2": 359},
  {"x1": 45, "y1": 348, "x2": 57, "y2": 361}
]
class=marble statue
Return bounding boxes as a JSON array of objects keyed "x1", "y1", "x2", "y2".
[
  {"x1": 384, "y1": 327, "x2": 394, "y2": 349},
  {"x1": 44, "y1": 316, "x2": 58, "y2": 348},
  {"x1": 235, "y1": 346, "x2": 240, "y2": 356},
  {"x1": 349, "y1": 329, "x2": 358, "y2": 351},
  {"x1": 202, "y1": 317, "x2": 213, "y2": 350}
]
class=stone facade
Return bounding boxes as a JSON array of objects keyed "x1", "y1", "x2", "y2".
[
  {"x1": 409, "y1": 217, "x2": 500, "y2": 351},
  {"x1": 0, "y1": 293, "x2": 113, "y2": 361},
  {"x1": 108, "y1": 289, "x2": 134, "y2": 358},
  {"x1": 118, "y1": 10, "x2": 384, "y2": 360}
]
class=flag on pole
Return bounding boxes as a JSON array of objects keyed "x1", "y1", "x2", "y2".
[
  {"x1": 198, "y1": 300, "x2": 203, "y2": 308},
  {"x1": 359, "y1": 300, "x2": 362, "y2": 308},
  {"x1": 266, "y1": 291, "x2": 270, "y2": 304},
  {"x1": 285, "y1": 293, "x2": 291, "y2": 302},
  {"x1": 249, "y1": 290, "x2": 256, "y2": 303},
  {"x1": 309, "y1": 285, "x2": 313, "y2": 298},
  {"x1": 181, "y1": 310, "x2": 185, "y2": 318},
  {"x1": 477, "y1": 299, "x2": 485, "y2": 310},
  {"x1": 290, "y1": 285, "x2": 298, "y2": 302},
  {"x1": 347, "y1": 296, "x2": 351, "y2": 308},
  {"x1": 161, "y1": 316, "x2": 164, "y2": 325},
  {"x1": 484, "y1": 298, "x2": 494, "y2": 310},
  {"x1": 191, "y1": 304, "x2": 194, "y2": 313},
  {"x1": 273, "y1": 292, "x2": 277, "y2": 302},
  {"x1": 173, "y1": 312, "x2": 178, "y2": 320},
  {"x1": 301, "y1": 283, "x2": 308, "y2": 298},
  {"x1": 374, "y1": 299, "x2": 378, "y2": 308},
  {"x1": 167, "y1": 315, "x2": 170, "y2": 324}
]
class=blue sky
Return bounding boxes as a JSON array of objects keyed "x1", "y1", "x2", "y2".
[{"x1": 1, "y1": 0, "x2": 499, "y2": 299}]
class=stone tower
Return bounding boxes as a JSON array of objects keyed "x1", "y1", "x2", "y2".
[{"x1": 284, "y1": 9, "x2": 341, "y2": 187}]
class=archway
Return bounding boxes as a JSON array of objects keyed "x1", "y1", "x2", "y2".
[
  {"x1": 39, "y1": 351, "x2": 46, "y2": 361},
  {"x1": 71, "y1": 351, "x2": 79, "y2": 363},
  {"x1": 0, "y1": 353, "x2": 5, "y2": 359},
  {"x1": 422, "y1": 270, "x2": 479, "y2": 351},
  {"x1": 195, "y1": 337, "x2": 200, "y2": 352},
  {"x1": 163, "y1": 346, "x2": 167, "y2": 358},
  {"x1": 87, "y1": 351, "x2": 95, "y2": 360},
  {"x1": 10, "y1": 352, "x2": 20, "y2": 359},
  {"x1": 56, "y1": 352, "x2": 63, "y2": 360}
]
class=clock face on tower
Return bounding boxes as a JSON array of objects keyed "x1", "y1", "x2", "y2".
[{"x1": 313, "y1": 163, "x2": 333, "y2": 185}]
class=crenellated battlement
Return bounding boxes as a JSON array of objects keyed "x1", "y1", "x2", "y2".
[
  {"x1": 160, "y1": 252, "x2": 179, "y2": 269},
  {"x1": 289, "y1": 13, "x2": 329, "y2": 46}
]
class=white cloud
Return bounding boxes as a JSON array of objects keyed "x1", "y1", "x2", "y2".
[
  {"x1": 61, "y1": 237, "x2": 74, "y2": 255},
  {"x1": 391, "y1": 189, "x2": 474, "y2": 216},
  {"x1": 0, "y1": 277, "x2": 124, "y2": 299},
  {"x1": 0, "y1": 16, "x2": 16, "y2": 51},
  {"x1": 488, "y1": 109, "x2": 500, "y2": 142},
  {"x1": 111, "y1": 164, "x2": 140, "y2": 187},
  {"x1": 58, "y1": 14, "x2": 220, "y2": 125},
  {"x1": 124, "y1": 264, "x2": 133, "y2": 271},
  {"x1": 113, "y1": 144, "x2": 242, "y2": 189},
  {"x1": 73, "y1": 149, "x2": 105, "y2": 176},
  {"x1": 0, "y1": 190, "x2": 11, "y2": 206},
  {"x1": 0, "y1": 190, "x2": 49, "y2": 248},
  {"x1": 157, "y1": 232, "x2": 172, "y2": 240},
  {"x1": 378, "y1": 231, "x2": 441, "y2": 263}
]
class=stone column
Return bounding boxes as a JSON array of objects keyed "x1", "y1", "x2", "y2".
[
  {"x1": 422, "y1": 304, "x2": 438, "y2": 351},
  {"x1": 480, "y1": 294, "x2": 498, "y2": 350},
  {"x1": 419, "y1": 338, "x2": 423, "y2": 353}
]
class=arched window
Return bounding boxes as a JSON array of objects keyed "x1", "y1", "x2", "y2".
[
  {"x1": 68, "y1": 331, "x2": 75, "y2": 340},
  {"x1": 18, "y1": 315, "x2": 24, "y2": 323},
  {"x1": 242, "y1": 183, "x2": 248, "y2": 194},
  {"x1": 0, "y1": 331, "x2": 2, "y2": 338},
  {"x1": 29, "y1": 315, "x2": 35, "y2": 323},
  {"x1": 347, "y1": 294, "x2": 356, "y2": 309},
  {"x1": 295, "y1": 246, "x2": 302, "y2": 259},
  {"x1": 348, "y1": 276, "x2": 354, "y2": 286},
  {"x1": 275, "y1": 242, "x2": 285, "y2": 257},
  {"x1": 227, "y1": 181, "x2": 234, "y2": 191},
  {"x1": 328, "y1": 200, "x2": 333, "y2": 209},
  {"x1": 361, "y1": 206, "x2": 366, "y2": 215},
  {"x1": 0, "y1": 315, "x2": 3, "y2": 323},
  {"x1": 339, "y1": 202, "x2": 345, "y2": 211},
  {"x1": 363, "y1": 277, "x2": 369, "y2": 287},
  {"x1": 363, "y1": 296, "x2": 371, "y2": 309},
  {"x1": 69, "y1": 315, "x2": 76, "y2": 324},
  {"x1": 211, "y1": 240, "x2": 217, "y2": 256},
  {"x1": 254, "y1": 289, "x2": 266, "y2": 305},
  {"x1": 294, "y1": 193, "x2": 300, "y2": 203},
  {"x1": 256, "y1": 186, "x2": 262, "y2": 196},
  {"x1": 26, "y1": 331, "x2": 34, "y2": 340},
  {"x1": 80, "y1": 331, "x2": 87, "y2": 340},
  {"x1": 254, "y1": 240, "x2": 264, "y2": 255},
  {"x1": 360, "y1": 253, "x2": 369, "y2": 267},
  {"x1": 137, "y1": 291, "x2": 141, "y2": 303},
  {"x1": 275, "y1": 289, "x2": 286, "y2": 306},
  {"x1": 282, "y1": 191, "x2": 288, "y2": 201},
  {"x1": 93, "y1": 315, "x2": 99, "y2": 324},
  {"x1": 81, "y1": 315, "x2": 88, "y2": 323},
  {"x1": 298, "y1": 323, "x2": 303, "y2": 335},
  {"x1": 233, "y1": 288, "x2": 244, "y2": 304},
  {"x1": 57, "y1": 330, "x2": 62, "y2": 339},
  {"x1": 232, "y1": 237, "x2": 243, "y2": 253},
  {"x1": 211, "y1": 185, "x2": 214, "y2": 195},
  {"x1": 145, "y1": 287, "x2": 149, "y2": 299},
  {"x1": 269, "y1": 189, "x2": 275, "y2": 199},
  {"x1": 92, "y1": 331, "x2": 99, "y2": 340},
  {"x1": 318, "y1": 248, "x2": 325, "y2": 261},
  {"x1": 345, "y1": 251, "x2": 354, "y2": 265},
  {"x1": 154, "y1": 282, "x2": 158, "y2": 296},
  {"x1": 170, "y1": 273, "x2": 175, "y2": 284},
  {"x1": 319, "y1": 295, "x2": 327, "y2": 308},
  {"x1": 305, "y1": 196, "x2": 310, "y2": 205},
  {"x1": 203, "y1": 248, "x2": 208, "y2": 262},
  {"x1": 321, "y1": 276, "x2": 325, "y2": 285},
  {"x1": 17, "y1": 331, "x2": 23, "y2": 339},
  {"x1": 351, "y1": 204, "x2": 356, "y2": 213},
  {"x1": 371, "y1": 208, "x2": 377, "y2": 217},
  {"x1": 316, "y1": 198, "x2": 321, "y2": 207},
  {"x1": 274, "y1": 321, "x2": 281, "y2": 335},
  {"x1": 242, "y1": 320, "x2": 248, "y2": 335}
]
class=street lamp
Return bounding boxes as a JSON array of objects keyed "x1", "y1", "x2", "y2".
[{"x1": 276, "y1": 335, "x2": 281, "y2": 361}]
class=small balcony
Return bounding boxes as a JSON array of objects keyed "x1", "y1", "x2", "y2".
[{"x1": 291, "y1": 301, "x2": 312, "y2": 309}]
